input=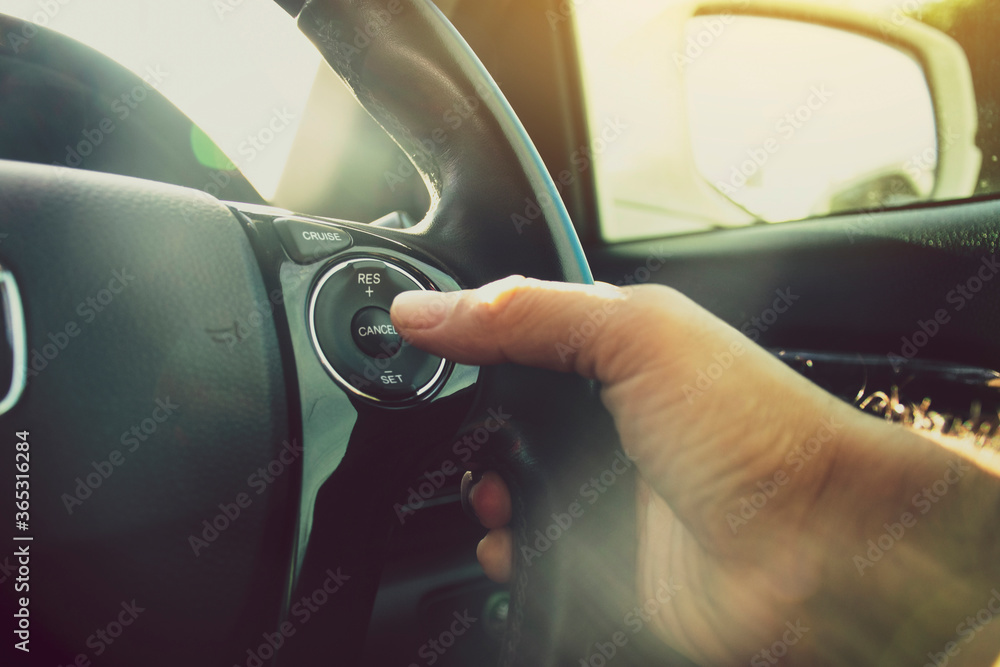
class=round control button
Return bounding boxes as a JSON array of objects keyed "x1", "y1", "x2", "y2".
[
  {"x1": 351, "y1": 307, "x2": 401, "y2": 358},
  {"x1": 308, "y1": 257, "x2": 450, "y2": 404}
]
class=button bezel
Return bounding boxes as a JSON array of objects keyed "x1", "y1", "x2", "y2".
[{"x1": 307, "y1": 256, "x2": 450, "y2": 405}]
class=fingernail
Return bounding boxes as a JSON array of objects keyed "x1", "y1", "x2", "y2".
[
  {"x1": 460, "y1": 470, "x2": 483, "y2": 520},
  {"x1": 391, "y1": 290, "x2": 455, "y2": 330}
]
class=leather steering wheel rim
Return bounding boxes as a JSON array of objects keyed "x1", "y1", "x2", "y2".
[{"x1": 289, "y1": 2, "x2": 656, "y2": 665}]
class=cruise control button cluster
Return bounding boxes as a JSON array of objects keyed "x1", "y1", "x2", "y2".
[{"x1": 309, "y1": 258, "x2": 449, "y2": 403}]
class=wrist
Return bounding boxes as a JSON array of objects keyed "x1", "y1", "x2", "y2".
[{"x1": 825, "y1": 408, "x2": 1000, "y2": 664}]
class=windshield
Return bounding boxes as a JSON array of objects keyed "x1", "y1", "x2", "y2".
[
  {"x1": 5, "y1": 0, "x2": 997, "y2": 242},
  {"x1": 2, "y1": 0, "x2": 320, "y2": 200}
]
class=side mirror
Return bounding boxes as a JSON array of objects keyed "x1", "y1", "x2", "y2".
[{"x1": 680, "y1": 1, "x2": 981, "y2": 222}]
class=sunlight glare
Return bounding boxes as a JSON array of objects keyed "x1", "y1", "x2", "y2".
[{"x1": 2, "y1": 0, "x2": 321, "y2": 200}]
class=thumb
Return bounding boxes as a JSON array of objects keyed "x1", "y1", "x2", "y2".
[
  {"x1": 390, "y1": 275, "x2": 728, "y2": 385},
  {"x1": 390, "y1": 275, "x2": 771, "y2": 393}
]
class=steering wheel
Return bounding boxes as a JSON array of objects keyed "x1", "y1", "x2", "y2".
[{"x1": 0, "y1": 1, "x2": 675, "y2": 665}]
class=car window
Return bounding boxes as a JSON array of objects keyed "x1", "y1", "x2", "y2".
[{"x1": 572, "y1": 0, "x2": 1000, "y2": 241}]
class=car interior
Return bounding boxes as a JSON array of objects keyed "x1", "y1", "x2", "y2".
[{"x1": 0, "y1": 0, "x2": 998, "y2": 665}]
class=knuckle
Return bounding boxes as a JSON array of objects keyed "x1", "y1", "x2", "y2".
[{"x1": 468, "y1": 276, "x2": 543, "y2": 331}]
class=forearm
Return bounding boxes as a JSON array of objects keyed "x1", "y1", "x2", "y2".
[{"x1": 818, "y1": 409, "x2": 1000, "y2": 665}]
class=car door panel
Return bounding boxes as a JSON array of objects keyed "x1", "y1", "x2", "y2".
[{"x1": 586, "y1": 197, "x2": 1000, "y2": 429}]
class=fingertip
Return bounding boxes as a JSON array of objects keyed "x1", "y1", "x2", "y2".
[
  {"x1": 471, "y1": 471, "x2": 512, "y2": 529},
  {"x1": 390, "y1": 289, "x2": 458, "y2": 331},
  {"x1": 477, "y1": 527, "x2": 513, "y2": 583}
]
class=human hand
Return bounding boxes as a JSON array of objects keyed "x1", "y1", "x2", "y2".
[{"x1": 391, "y1": 277, "x2": 1000, "y2": 666}]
